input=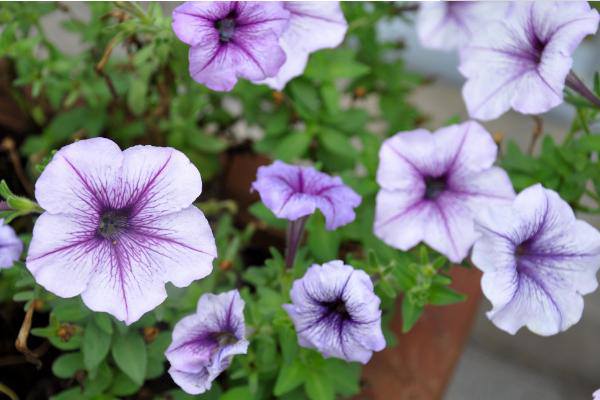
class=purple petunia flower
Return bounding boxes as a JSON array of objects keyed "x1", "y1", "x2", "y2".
[
  {"x1": 594, "y1": 389, "x2": 600, "y2": 400},
  {"x1": 417, "y1": 1, "x2": 512, "y2": 51},
  {"x1": 0, "y1": 220, "x2": 22, "y2": 269},
  {"x1": 166, "y1": 290, "x2": 248, "y2": 395},
  {"x1": 472, "y1": 184, "x2": 600, "y2": 336},
  {"x1": 374, "y1": 121, "x2": 515, "y2": 263},
  {"x1": 172, "y1": 2, "x2": 291, "y2": 92},
  {"x1": 26, "y1": 138, "x2": 217, "y2": 324},
  {"x1": 459, "y1": 1, "x2": 600, "y2": 120},
  {"x1": 283, "y1": 260, "x2": 385, "y2": 364},
  {"x1": 252, "y1": 160, "x2": 361, "y2": 230},
  {"x1": 254, "y1": 2, "x2": 348, "y2": 90}
]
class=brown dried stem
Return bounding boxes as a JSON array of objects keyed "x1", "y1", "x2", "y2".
[
  {"x1": 1, "y1": 137, "x2": 33, "y2": 196},
  {"x1": 527, "y1": 116, "x2": 543, "y2": 155}
]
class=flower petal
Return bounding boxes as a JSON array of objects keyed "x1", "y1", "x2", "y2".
[
  {"x1": 259, "y1": 2, "x2": 347, "y2": 90},
  {"x1": 168, "y1": 368, "x2": 212, "y2": 395},
  {"x1": 0, "y1": 222, "x2": 22, "y2": 269},
  {"x1": 373, "y1": 189, "x2": 429, "y2": 251},
  {"x1": 120, "y1": 145, "x2": 203, "y2": 218},
  {"x1": 34, "y1": 137, "x2": 122, "y2": 215},
  {"x1": 172, "y1": 2, "x2": 231, "y2": 46}
]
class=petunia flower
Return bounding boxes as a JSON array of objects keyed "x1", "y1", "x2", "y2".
[
  {"x1": 26, "y1": 137, "x2": 217, "y2": 324},
  {"x1": 252, "y1": 160, "x2": 361, "y2": 230},
  {"x1": 417, "y1": 1, "x2": 512, "y2": 51},
  {"x1": 166, "y1": 290, "x2": 248, "y2": 395},
  {"x1": 594, "y1": 389, "x2": 600, "y2": 400},
  {"x1": 374, "y1": 121, "x2": 515, "y2": 263},
  {"x1": 254, "y1": 2, "x2": 348, "y2": 90},
  {"x1": 172, "y1": 2, "x2": 291, "y2": 92},
  {"x1": 283, "y1": 260, "x2": 385, "y2": 364},
  {"x1": 0, "y1": 220, "x2": 22, "y2": 269},
  {"x1": 459, "y1": 1, "x2": 600, "y2": 120},
  {"x1": 472, "y1": 184, "x2": 600, "y2": 336}
]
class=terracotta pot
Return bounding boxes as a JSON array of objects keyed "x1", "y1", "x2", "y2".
[{"x1": 224, "y1": 152, "x2": 484, "y2": 400}]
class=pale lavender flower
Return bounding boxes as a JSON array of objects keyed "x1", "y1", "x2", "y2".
[
  {"x1": 0, "y1": 220, "x2": 22, "y2": 269},
  {"x1": 459, "y1": 1, "x2": 600, "y2": 120},
  {"x1": 417, "y1": 1, "x2": 512, "y2": 51},
  {"x1": 472, "y1": 184, "x2": 600, "y2": 336},
  {"x1": 593, "y1": 389, "x2": 600, "y2": 400},
  {"x1": 252, "y1": 160, "x2": 361, "y2": 230},
  {"x1": 284, "y1": 260, "x2": 385, "y2": 364},
  {"x1": 172, "y1": 2, "x2": 290, "y2": 92},
  {"x1": 255, "y1": 2, "x2": 348, "y2": 90},
  {"x1": 166, "y1": 290, "x2": 248, "y2": 395},
  {"x1": 374, "y1": 121, "x2": 515, "y2": 263},
  {"x1": 26, "y1": 138, "x2": 217, "y2": 324}
]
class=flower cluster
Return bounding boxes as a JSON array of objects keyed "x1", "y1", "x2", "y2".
[{"x1": 172, "y1": 1, "x2": 348, "y2": 91}]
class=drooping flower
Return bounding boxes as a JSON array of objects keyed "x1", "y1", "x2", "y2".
[
  {"x1": 472, "y1": 184, "x2": 600, "y2": 336},
  {"x1": 252, "y1": 160, "x2": 361, "y2": 230},
  {"x1": 26, "y1": 138, "x2": 217, "y2": 324},
  {"x1": 166, "y1": 290, "x2": 248, "y2": 395},
  {"x1": 374, "y1": 121, "x2": 515, "y2": 263},
  {"x1": 255, "y1": 2, "x2": 348, "y2": 90},
  {"x1": 0, "y1": 220, "x2": 22, "y2": 269},
  {"x1": 172, "y1": 2, "x2": 291, "y2": 91},
  {"x1": 283, "y1": 260, "x2": 385, "y2": 364},
  {"x1": 417, "y1": 1, "x2": 512, "y2": 51},
  {"x1": 459, "y1": 1, "x2": 600, "y2": 120}
]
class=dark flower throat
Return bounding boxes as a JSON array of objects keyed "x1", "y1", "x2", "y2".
[
  {"x1": 425, "y1": 176, "x2": 446, "y2": 199},
  {"x1": 216, "y1": 15, "x2": 236, "y2": 43},
  {"x1": 98, "y1": 209, "x2": 130, "y2": 240}
]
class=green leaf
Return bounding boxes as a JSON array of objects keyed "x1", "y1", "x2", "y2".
[
  {"x1": 273, "y1": 131, "x2": 312, "y2": 162},
  {"x1": 318, "y1": 128, "x2": 358, "y2": 158},
  {"x1": 324, "y1": 358, "x2": 361, "y2": 396},
  {"x1": 401, "y1": 297, "x2": 424, "y2": 333},
  {"x1": 112, "y1": 331, "x2": 147, "y2": 386},
  {"x1": 274, "y1": 359, "x2": 307, "y2": 396},
  {"x1": 304, "y1": 49, "x2": 370, "y2": 82},
  {"x1": 127, "y1": 77, "x2": 148, "y2": 116},
  {"x1": 93, "y1": 313, "x2": 113, "y2": 334},
  {"x1": 429, "y1": 285, "x2": 466, "y2": 306},
  {"x1": 288, "y1": 80, "x2": 321, "y2": 118},
  {"x1": 52, "y1": 352, "x2": 84, "y2": 378},
  {"x1": 304, "y1": 370, "x2": 334, "y2": 400},
  {"x1": 82, "y1": 319, "x2": 112, "y2": 370},
  {"x1": 110, "y1": 371, "x2": 141, "y2": 396},
  {"x1": 579, "y1": 135, "x2": 600, "y2": 152},
  {"x1": 221, "y1": 386, "x2": 254, "y2": 400},
  {"x1": 83, "y1": 362, "x2": 113, "y2": 396},
  {"x1": 52, "y1": 299, "x2": 90, "y2": 322},
  {"x1": 50, "y1": 388, "x2": 83, "y2": 400},
  {"x1": 306, "y1": 213, "x2": 340, "y2": 262}
]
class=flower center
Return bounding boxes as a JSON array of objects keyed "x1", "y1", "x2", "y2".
[
  {"x1": 424, "y1": 176, "x2": 446, "y2": 199},
  {"x1": 215, "y1": 16, "x2": 236, "y2": 43},
  {"x1": 214, "y1": 331, "x2": 238, "y2": 347},
  {"x1": 98, "y1": 209, "x2": 129, "y2": 240},
  {"x1": 326, "y1": 299, "x2": 351, "y2": 321}
]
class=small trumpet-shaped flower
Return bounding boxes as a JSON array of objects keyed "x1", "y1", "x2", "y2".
[
  {"x1": 374, "y1": 121, "x2": 515, "y2": 263},
  {"x1": 172, "y1": 2, "x2": 291, "y2": 91},
  {"x1": 284, "y1": 260, "x2": 385, "y2": 364},
  {"x1": 459, "y1": 1, "x2": 599, "y2": 120},
  {"x1": 166, "y1": 290, "x2": 248, "y2": 395},
  {"x1": 0, "y1": 220, "x2": 22, "y2": 269},
  {"x1": 255, "y1": 2, "x2": 348, "y2": 90},
  {"x1": 472, "y1": 184, "x2": 600, "y2": 336},
  {"x1": 252, "y1": 160, "x2": 361, "y2": 230},
  {"x1": 26, "y1": 138, "x2": 217, "y2": 324}
]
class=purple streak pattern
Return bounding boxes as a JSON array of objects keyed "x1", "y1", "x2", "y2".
[
  {"x1": 172, "y1": 2, "x2": 290, "y2": 91},
  {"x1": 374, "y1": 121, "x2": 515, "y2": 263},
  {"x1": 166, "y1": 290, "x2": 248, "y2": 394},
  {"x1": 459, "y1": 1, "x2": 599, "y2": 120},
  {"x1": 26, "y1": 137, "x2": 217, "y2": 324},
  {"x1": 284, "y1": 260, "x2": 385, "y2": 364},
  {"x1": 472, "y1": 184, "x2": 600, "y2": 336},
  {"x1": 252, "y1": 160, "x2": 361, "y2": 230}
]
